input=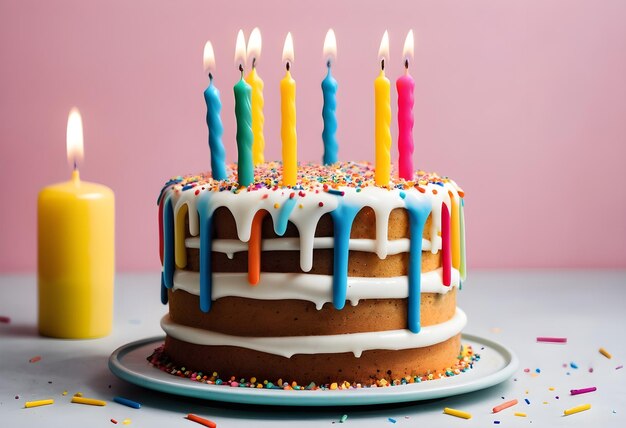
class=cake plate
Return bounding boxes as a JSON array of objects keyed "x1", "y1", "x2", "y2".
[{"x1": 109, "y1": 334, "x2": 517, "y2": 406}]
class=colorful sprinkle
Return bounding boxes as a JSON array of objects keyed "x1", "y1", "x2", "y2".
[
  {"x1": 122, "y1": 419, "x2": 131, "y2": 425},
  {"x1": 514, "y1": 412, "x2": 527, "y2": 417},
  {"x1": 339, "y1": 414, "x2": 348, "y2": 423},
  {"x1": 570, "y1": 362, "x2": 578, "y2": 369},
  {"x1": 71, "y1": 396, "x2": 106, "y2": 406},
  {"x1": 524, "y1": 398, "x2": 530, "y2": 404},
  {"x1": 536, "y1": 337, "x2": 567, "y2": 343},
  {"x1": 599, "y1": 347, "x2": 612, "y2": 359},
  {"x1": 443, "y1": 408, "x2": 472, "y2": 419},
  {"x1": 570, "y1": 387, "x2": 597, "y2": 396},
  {"x1": 111, "y1": 419, "x2": 118, "y2": 424},
  {"x1": 29, "y1": 356, "x2": 42, "y2": 363},
  {"x1": 187, "y1": 413, "x2": 217, "y2": 428},
  {"x1": 113, "y1": 396, "x2": 141, "y2": 409},
  {"x1": 24, "y1": 399, "x2": 54, "y2": 408},
  {"x1": 160, "y1": 162, "x2": 452, "y2": 198},
  {"x1": 493, "y1": 399, "x2": 518, "y2": 413},
  {"x1": 617, "y1": 365, "x2": 624, "y2": 370},
  {"x1": 0, "y1": 315, "x2": 10, "y2": 323},
  {"x1": 388, "y1": 417, "x2": 397, "y2": 423},
  {"x1": 564, "y1": 404, "x2": 591, "y2": 416}
]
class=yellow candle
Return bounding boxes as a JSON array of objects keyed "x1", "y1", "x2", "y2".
[
  {"x1": 246, "y1": 28, "x2": 265, "y2": 166},
  {"x1": 281, "y1": 32, "x2": 297, "y2": 186},
  {"x1": 375, "y1": 31, "x2": 391, "y2": 186},
  {"x1": 37, "y1": 108, "x2": 114, "y2": 339}
]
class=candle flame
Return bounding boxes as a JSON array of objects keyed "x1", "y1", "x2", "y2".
[
  {"x1": 66, "y1": 107, "x2": 84, "y2": 168},
  {"x1": 323, "y1": 29, "x2": 337, "y2": 64},
  {"x1": 235, "y1": 29, "x2": 247, "y2": 69},
  {"x1": 247, "y1": 27, "x2": 262, "y2": 66},
  {"x1": 378, "y1": 30, "x2": 389, "y2": 68},
  {"x1": 203, "y1": 41, "x2": 216, "y2": 75},
  {"x1": 282, "y1": 32, "x2": 294, "y2": 67},
  {"x1": 402, "y1": 30, "x2": 414, "y2": 66}
]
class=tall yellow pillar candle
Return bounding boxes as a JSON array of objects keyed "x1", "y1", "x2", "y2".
[
  {"x1": 281, "y1": 32, "x2": 297, "y2": 186},
  {"x1": 37, "y1": 108, "x2": 115, "y2": 339},
  {"x1": 375, "y1": 31, "x2": 391, "y2": 186},
  {"x1": 245, "y1": 27, "x2": 265, "y2": 166}
]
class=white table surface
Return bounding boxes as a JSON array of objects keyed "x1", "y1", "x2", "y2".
[{"x1": 1, "y1": 270, "x2": 624, "y2": 427}]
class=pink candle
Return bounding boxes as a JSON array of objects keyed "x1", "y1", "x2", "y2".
[{"x1": 397, "y1": 30, "x2": 415, "y2": 180}]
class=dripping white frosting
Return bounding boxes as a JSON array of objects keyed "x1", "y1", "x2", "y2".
[
  {"x1": 171, "y1": 181, "x2": 462, "y2": 272},
  {"x1": 172, "y1": 268, "x2": 460, "y2": 310},
  {"x1": 161, "y1": 308, "x2": 467, "y2": 358}
]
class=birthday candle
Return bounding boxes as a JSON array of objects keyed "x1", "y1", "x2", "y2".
[
  {"x1": 245, "y1": 27, "x2": 265, "y2": 166},
  {"x1": 233, "y1": 30, "x2": 253, "y2": 187},
  {"x1": 281, "y1": 32, "x2": 298, "y2": 186},
  {"x1": 322, "y1": 29, "x2": 338, "y2": 165},
  {"x1": 375, "y1": 31, "x2": 391, "y2": 186},
  {"x1": 396, "y1": 30, "x2": 415, "y2": 180},
  {"x1": 202, "y1": 41, "x2": 227, "y2": 181}
]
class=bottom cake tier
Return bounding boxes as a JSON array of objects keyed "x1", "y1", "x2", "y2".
[{"x1": 159, "y1": 307, "x2": 467, "y2": 385}]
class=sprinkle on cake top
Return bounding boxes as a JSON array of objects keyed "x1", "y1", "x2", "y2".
[{"x1": 158, "y1": 161, "x2": 460, "y2": 205}]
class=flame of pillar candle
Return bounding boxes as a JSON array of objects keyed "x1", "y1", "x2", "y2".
[
  {"x1": 282, "y1": 32, "x2": 294, "y2": 68},
  {"x1": 235, "y1": 29, "x2": 247, "y2": 70},
  {"x1": 66, "y1": 107, "x2": 84, "y2": 168},
  {"x1": 403, "y1": 29, "x2": 414, "y2": 68},
  {"x1": 378, "y1": 30, "x2": 390, "y2": 69},
  {"x1": 203, "y1": 41, "x2": 216, "y2": 75},
  {"x1": 247, "y1": 27, "x2": 262, "y2": 67},
  {"x1": 323, "y1": 28, "x2": 337, "y2": 65}
]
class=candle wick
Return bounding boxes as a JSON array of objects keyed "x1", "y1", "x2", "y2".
[
  {"x1": 326, "y1": 59, "x2": 331, "y2": 68},
  {"x1": 381, "y1": 59, "x2": 385, "y2": 71},
  {"x1": 209, "y1": 72, "x2": 213, "y2": 81},
  {"x1": 404, "y1": 59, "x2": 409, "y2": 69},
  {"x1": 73, "y1": 159, "x2": 77, "y2": 171},
  {"x1": 252, "y1": 58, "x2": 256, "y2": 68},
  {"x1": 238, "y1": 63, "x2": 244, "y2": 73},
  {"x1": 286, "y1": 61, "x2": 291, "y2": 72}
]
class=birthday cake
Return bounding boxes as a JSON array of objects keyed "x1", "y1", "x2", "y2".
[{"x1": 152, "y1": 161, "x2": 469, "y2": 387}]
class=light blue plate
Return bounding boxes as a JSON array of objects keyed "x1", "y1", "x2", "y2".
[{"x1": 108, "y1": 334, "x2": 517, "y2": 406}]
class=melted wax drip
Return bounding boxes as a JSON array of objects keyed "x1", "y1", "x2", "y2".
[
  {"x1": 198, "y1": 192, "x2": 214, "y2": 312},
  {"x1": 405, "y1": 195, "x2": 431, "y2": 333},
  {"x1": 330, "y1": 201, "x2": 361, "y2": 310}
]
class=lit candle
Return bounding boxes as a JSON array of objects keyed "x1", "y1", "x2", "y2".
[
  {"x1": 322, "y1": 28, "x2": 338, "y2": 165},
  {"x1": 203, "y1": 41, "x2": 227, "y2": 181},
  {"x1": 397, "y1": 30, "x2": 415, "y2": 180},
  {"x1": 37, "y1": 108, "x2": 115, "y2": 338},
  {"x1": 281, "y1": 32, "x2": 298, "y2": 186},
  {"x1": 233, "y1": 29, "x2": 254, "y2": 187},
  {"x1": 245, "y1": 27, "x2": 265, "y2": 166},
  {"x1": 375, "y1": 30, "x2": 391, "y2": 186}
]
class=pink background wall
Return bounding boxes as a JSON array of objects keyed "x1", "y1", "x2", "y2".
[{"x1": 1, "y1": 0, "x2": 625, "y2": 272}]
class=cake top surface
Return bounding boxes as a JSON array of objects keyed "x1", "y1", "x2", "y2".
[{"x1": 158, "y1": 161, "x2": 461, "y2": 205}]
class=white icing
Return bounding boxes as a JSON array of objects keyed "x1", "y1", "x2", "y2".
[
  {"x1": 185, "y1": 236, "x2": 433, "y2": 256},
  {"x1": 161, "y1": 308, "x2": 467, "y2": 358},
  {"x1": 168, "y1": 181, "x2": 462, "y2": 274},
  {"x1": 172, "y1": 268, "x2": 460, "y2": 310}
]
